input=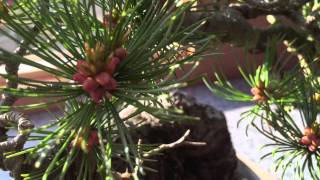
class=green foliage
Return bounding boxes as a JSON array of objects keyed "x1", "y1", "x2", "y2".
[
  {"x1": 0, "y1": 0, "x2": 213, "y2": 179},
  {"x1": 205, "y1": 37, "x2": 320, "y2": 179},
  {"x1": 1, "y1": 0, "x2": 318, "y2": 179}
]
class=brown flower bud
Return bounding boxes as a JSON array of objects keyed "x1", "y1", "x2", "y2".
[
  {"x1": 83, "y1": 77, "x2": 99, "y2": 92},
  {"x1": 89, "y1": 87, "x2": 105, "y2": 103},
  {"x1": 312, "y1": 138, "x2": 320, "y2": 147},
  {"x1": 105, "y1": 57, "x2": 120, "y2": 74},
  {"x1": 115, "y1": 48, "x2": 128, "y2": 60},
  {"x1": 300, "y1": 136, "x2": 312, "y2": 145},
  {"x1": 304, "y1": 127, "x2": 314, "y2": 137},
  {"x1": 308, "y1": 145, "x2": 317, "y2": 152},
  {"x1": 251, "y1": 87, "x2": 261, "y2": 96},
  {"x1": 95, "y1": 72, "x2": 111, "y2": 87},
  {"x1": 73, "y1": 73, "x2": 87, "y2": 84}
]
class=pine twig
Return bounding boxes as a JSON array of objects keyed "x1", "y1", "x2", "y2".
[
  {"x1": 0, "y1": 111, "x2": 34, "y2": 152},
  {"x1": 0, "y1": 111, "x2": 34, "y2": 179},
  {"x1": 143, "y1": 129, "x2": 206, "y2": 158},
  {"x1": 1, "y1": 24, "x2": 41, "y2": 107}
]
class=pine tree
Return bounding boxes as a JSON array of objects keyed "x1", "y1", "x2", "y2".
[
  {"x1": 0, "y1": 0, "x2": 212, "y2": 179},
  {"x1": 0, "y1": 0, "x2": 319, "y2": 180}
]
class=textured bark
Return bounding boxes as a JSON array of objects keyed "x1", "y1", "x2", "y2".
[
  {"x1": 1, "y1": 24, "x2": 41, "y2": 107},
  {"x1": 0, "y1": 111, "x2": 34, "y2": 180},
  {"x1": 0, "y1": 24, "x2": 40, "y2": 179},
  {"x1": 184, "y1": 0, "x2": 318, "y2": 54}
]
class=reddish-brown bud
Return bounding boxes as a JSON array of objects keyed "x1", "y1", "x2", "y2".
[
  {"x1": 95, "y1": 72, "x2": 111, "y2": 87},
  {"x1": 308, "y1": 145, "x2": 318, "y2": 152},
  {"x1": 7, "y1": 0, "x2": 14, "y2": 7},
  {"x1": 87, "y1": 130, "x2": 99, "y2": 151},
  {"x1": 106, "y1": 57, "x2": 120, "y2": 74},
  {"x1": 89, "y1": 131, "x2": 99, "y2": 144},
  {"x1": 304, "y1": 128, "x2": 314, "y2": 137},
  {"x1": 71, "y1": 130, "x2": 100, "y2": 153},
  {"x1": 77, "y1": 60, "x2": 92, "y2": 76},
  {"x1": 76, "y1": 60, "x2": 86, "y2": 69},
  {"x1": 73, "y1": 73, "x2": 87, "y2": 83},
  {"x1": 300, "y1": 136, "x2": 312, "y2": 145},
  {"x1": 251, "y1": 87, "x2": 261, "y2": 96},
  {"x1": 114, "y1": 48, "x2": 128, "y2": 60},
  {"x1": 83, "y1": 77, "x2": 99, "y2": 92},
  {"x1": 89, "y1": 87, "x2": 105, "y2": 103},
  {"x1": 312, "y1": 138, "x2": 320, "y2": 147},
  {"x1": 107, "y1": 78, "x2": 117, "y2": 90},
  {"x1": 252, "y1": 94, "x2": 266, "y2": 102}
]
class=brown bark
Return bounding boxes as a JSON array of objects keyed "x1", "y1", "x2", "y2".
[
  {"x1": 0, "y1": 111, "x2": 34, "y2": 180},
  {"x1": 185, "y1": 0, "x2": 318, "y2": 55}
]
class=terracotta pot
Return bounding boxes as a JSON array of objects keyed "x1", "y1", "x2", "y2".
[{"x1": 177, "y1": 45, "x2": 265, "y2": 82}]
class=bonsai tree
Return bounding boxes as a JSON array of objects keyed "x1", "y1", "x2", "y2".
[
  {"x1": 0, "y1": 0, "x2": 319, "y2": 179},
  {"x1": 0, "y1": 0, "x2": 214, "y2": 179}
]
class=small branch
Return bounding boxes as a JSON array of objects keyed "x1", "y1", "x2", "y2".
[
  {"x1": 230, "y1": 0, "x2": 311, "y2": 19},
  {"x1": 244, "y1": 0, "x2": 311, "y2": 10},
  {"x1": 143, "y1": 129, "x2": 206, "y2": 158},
  {"x1": 230, "y1": 1, "x2": 320, "y2": 46},
  {"x1": 0, "y1": 111, "x2": 33, "y2": 180},
  {"x1": 1, "y1": 24, "x2": 41, "y2": 107},
  {"x1": 183, "y1": 141, "x2": 207, "y2": 146},
  {"x1": 261, "y1": 24, "x2": 314, "y2": 49},
  {"x1": 185, "y1": 1, "x2": 318, "y2": 55},
  {"x1": 229, "y1": 3, "x2": 288, "y2": 19},
  {"x1": 0, "y1": 111, "x2": 34, "y2": 152},
  {"x1": 185, "y1": 8, "x2": 259, "y2": 48}
]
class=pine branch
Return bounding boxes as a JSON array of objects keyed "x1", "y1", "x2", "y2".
[
  {"x1": 0, "y1": 111, "x2": 34, "y2": 151},
  {"x1": 232, "y1": 1, "x2": 320, "y2": 44},
  {"x1": 0, "y1": 111, "x2": 34, "y2": 180},
  {"x1": 244, "y1": 0, "x2": 312, "y2": 10},
  {"x1": 186, "y1": 1, "x2": 318, "y2": 54},
  {"x1": 143, "y1": 129, "x2": 206, "y2": 158},
  {"x1": 1, "y1": 24, "x2": 41, "y2": 107}
]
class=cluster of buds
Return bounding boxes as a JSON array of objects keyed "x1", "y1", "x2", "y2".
[
  {"x1": 73, "y1": 42, "x2": 127, "y2": 103},
  {"x1": 71, "y1": 130, "x2": 99, "y2": 153},
  {"x1": 250, "y1": 81, "x2": 268, "y2": 103},
  {"x1": 300, "y1": 127, "x2": 320, "y2": 152}
]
